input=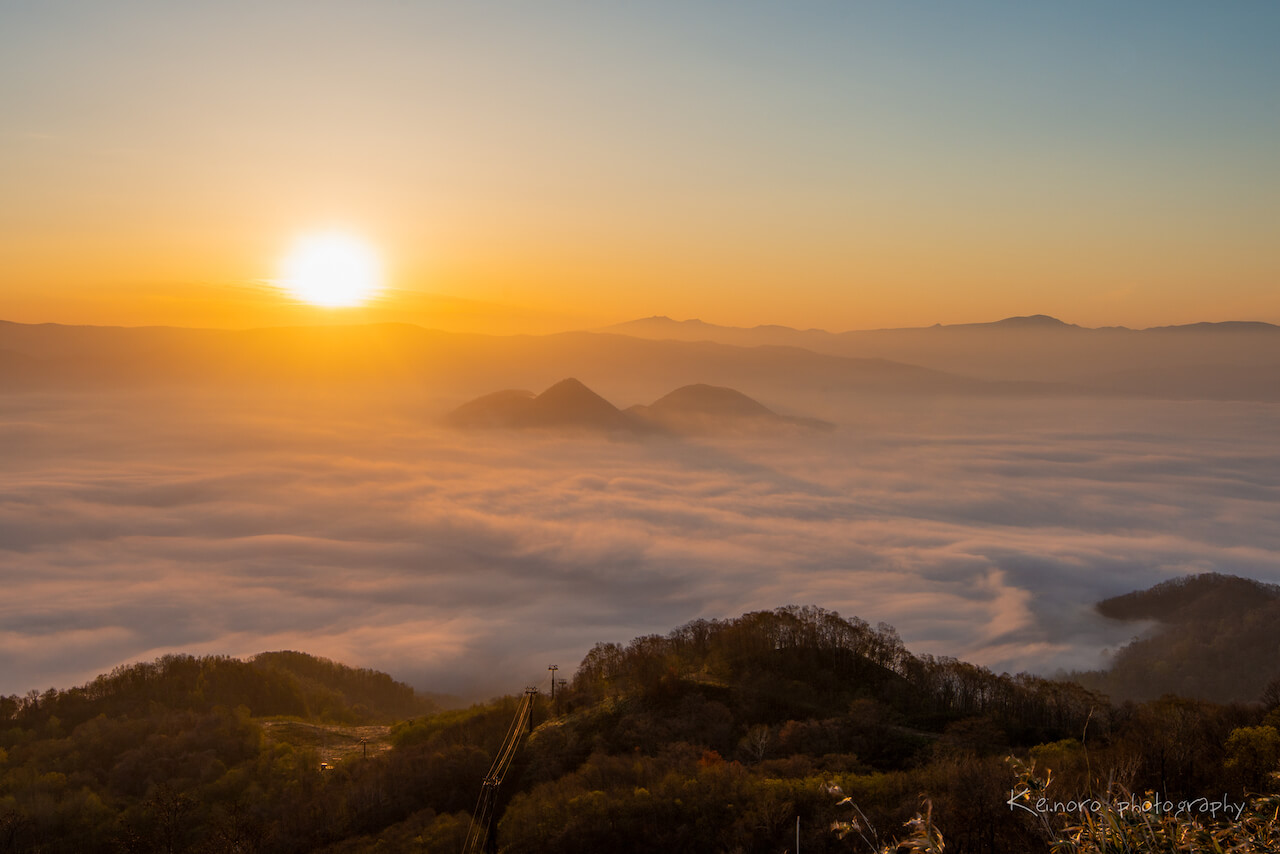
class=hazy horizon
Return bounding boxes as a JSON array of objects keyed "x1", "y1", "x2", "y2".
[{"x1": 7, "y1": 309, "x2": 1280, "y2": 335}]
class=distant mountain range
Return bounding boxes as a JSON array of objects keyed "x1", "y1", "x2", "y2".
[
  {"x1": 602, "y1": 314, "x2": 1280, "y2": 391},
  {"x1": 0, "y1": 319, "x2": 996, "y2": 403},
  {"x1": 3, "y1": 314, "x2": 1279, "y2": 402},
  {"x1": 444, "y1": 378, "x2": 834, "y2": 434}
]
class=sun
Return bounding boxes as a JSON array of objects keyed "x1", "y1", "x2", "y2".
[{"x1": 280, "y1": 232, "x2": 383, "y2": 307}]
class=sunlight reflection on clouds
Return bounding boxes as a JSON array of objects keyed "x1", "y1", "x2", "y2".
[{"x1": 2, "y1": 391, "x2": 1278, "y2": 698}]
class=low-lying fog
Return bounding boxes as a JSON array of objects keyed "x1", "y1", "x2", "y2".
[{"x1": 3, "y1": 386, "x2": 1278, "y2": 699}]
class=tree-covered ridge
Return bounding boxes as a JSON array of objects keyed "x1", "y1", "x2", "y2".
[
  {"x1": 500, "y1": 606, "x2": 1279, "y2": 853},
  {"x1": 0, "y1": 654, "x2": 458, "y2": 852},
  {"x1": 2, "y1": 652, "x2": 436, "y2": 736},
  {"x1": 1078, "y1": 573, "x2": 1280, "y2": 702},
  {"x1": 1096, "y1": 572, "x2": 1280, "y2": 623},
  {"x1": 568, "y1": 605, "x2": 1102, "y2": 743},
  {"x1": 250, "y1": 651, "x2": 434, "y2": 722},
  {"x1": 1, "y1": 603, "x2": 1277, "y2": 853}
]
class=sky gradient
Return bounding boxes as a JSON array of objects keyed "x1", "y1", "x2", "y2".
[{"x1": 3, "y1": 1, "x2": 1279, "y2": 331}]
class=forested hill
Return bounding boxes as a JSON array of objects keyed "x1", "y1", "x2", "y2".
[
  {"x1": 2, "y1": 650, "x2": 437, "y2": 733},
  {"x1": 559, "y1": 605, "x2": 1100, "y2": 743},
  {"x1": 3, "y1": 607, "x2": 1279, "y2": 853},
  {"x1": 1077, "y1": 573, "x2": 1280, "y2": 702},
  {"x1": 403, "y1": 606, "x2": 1277, "y2": 853},
  {"x1": 1097, "y1": 572, "x2": 1280, "y2": 622}
]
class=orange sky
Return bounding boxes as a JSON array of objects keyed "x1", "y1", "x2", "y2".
[{"x1": 3, "y1": 2, "x2": 1278, "y2": 333}]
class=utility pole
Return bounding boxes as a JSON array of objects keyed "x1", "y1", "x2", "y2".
[{"x1": 548, "y1": 664, "x2": 558, "y2": 701}]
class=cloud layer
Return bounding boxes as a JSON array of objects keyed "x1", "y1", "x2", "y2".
[{"x1": 3, "y1": 389, "x2": 1278, "y2": 699}]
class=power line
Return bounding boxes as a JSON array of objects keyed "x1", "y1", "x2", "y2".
[{"x1": 463, "y1": 687, "x2": 538, "y2": 854}]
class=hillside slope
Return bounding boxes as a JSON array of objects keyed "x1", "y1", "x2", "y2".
[
  {"x1": 1075, "y1": 573, "x2": 1280, "y2": 702},
  {"x1": 3, "y1": 601, "x2": 1277, "y2": 853}
]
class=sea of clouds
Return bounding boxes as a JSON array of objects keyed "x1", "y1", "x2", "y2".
[{"x1": 3, "y1": 388, "x2": 1278, "y2": 699}]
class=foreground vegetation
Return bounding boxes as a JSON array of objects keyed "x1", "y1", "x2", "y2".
[{"x1": 2, "y1": 604, "x2": 1278, "y2": 853}]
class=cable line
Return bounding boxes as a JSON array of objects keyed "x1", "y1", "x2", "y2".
[{"x1": 463, "y1": 686, "x2": 538, "y2": 854}]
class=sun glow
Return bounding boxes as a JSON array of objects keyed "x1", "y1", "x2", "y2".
[{"x1": 280, "y1": 232, "x2": 383, "y2": 307}]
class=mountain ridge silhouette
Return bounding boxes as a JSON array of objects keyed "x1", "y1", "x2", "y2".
[{"x1": 445, "y1": 379, "x2": 832, "y2": 434}]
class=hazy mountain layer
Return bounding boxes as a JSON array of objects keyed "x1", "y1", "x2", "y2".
[
  {"x1": 5, "y1": 315, "x2": 1279, "y2": 401},
  {"x1": 444, "y1": 379, "x2": 833, "y2": 433},
  {"x1": 0, "y1": 320, "x2": 994, "y2": 408},
  {"x1": 603, "y1": 314, "x2": 1280, "y2": 392}
]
